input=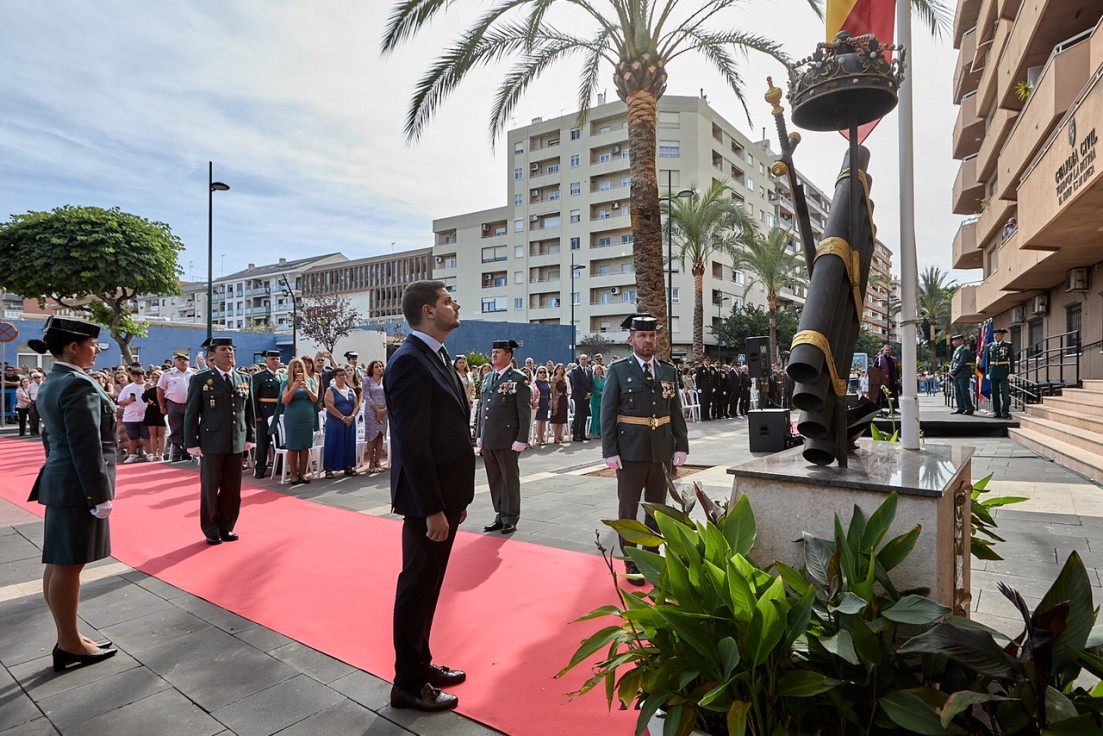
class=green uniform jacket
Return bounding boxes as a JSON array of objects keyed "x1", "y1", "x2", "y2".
[
  {"x1": 476, "y1": 367, "x2": 532, "y2": 449},
  {"x1": 183, "y1": 368, "x2": 256, "y2": 454},
  {"x1": 251, "y1": 368, "x2": 282, "y2": 420},
  {"x1": 29, "y1": 364, "x2": 116, "y2": 508},
  {"x1": 950, "y1": 344, "x2": 973, "y2": 377},
  {"x1": 986, "y1": 340, "x2": 1015, "y2": 379},
  {"x1": 600, "y1": 357, "x2": 689, "y2": 463}
]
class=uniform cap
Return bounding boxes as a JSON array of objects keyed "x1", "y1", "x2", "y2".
[
  {"x1": 264, "y1": 350, "x2": 281, "y2": 358},
  {"x1": 491, "y1": 339, "x2": 521, "y2": 350},
  {"x1": 28, "y1": 316, "x2": 101, "y2": 354},
  {"x1": 993, "y1": 328, "x2": 1008, "y2": 334},
  {"x1": 203, "y1": 337, "x2": 235, "y2": 349},
  {"x1": 951, "y1": 334, "x2": 963, "y2": 340},
  {"x1": 173, "y1": 351, "x2": 189, "y2": 359},
  {"x1": 620, "y1": 313, "x2": 660, "y2": 331},
  {"x1": 343, "y1": 351, "x2": 358, "y2": 359}
]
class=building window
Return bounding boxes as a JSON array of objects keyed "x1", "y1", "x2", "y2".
[
  {"x1": 625, "y1": 290, "x2": 636, "y2": 303},
  {"x1": 514, "y1": 193, "x2": 523, "y2": 206},
  {"x1": 598, "y1": 236, "x2": 611, "y2": 247},
  {"x1": 1067, "y1": 303, "x2": 1082, "y2": 354},
  {"x1": 598, "y1": 152, "x2": 612, "y2": 163},
  {"x1": 514, "y1": 142, "x2": 524, "y2": 154},
  {"x1": 481, "y1": 245, "x2": 508, "y2": 262},
  {"x1": 570, "y1": 209, "x2": 581, "y2": 223},
  {"x1": 547, "y1": 163, "x2": 560, "y2": 174},
  {"x1": 658, "y1": 140, "x2": 680, "y2": 157},
  {"x1": 599, "y1": 181, "x2": 612, "y2": 190},
  {"x1": 570, "y1": 128, "x2": 580, "y2": 140},
  {"x1": 598, "y1": 209, "x2": 610, "y2": 220},
  {"x1": 515, "y1": 246, "x2": 524, "y2": 259},
  {"x1": 515, "y1": 297, "x2": 524, "y2": 309},
  {"x1": 570, "y1": 182, "x2": 581, "y2": 195},
  {"x1": 572, "y1": 292, "x2": 580, "y2": 306},
  {"x1": 548, "y1": 190, "x2": 560, "y2": 201},
  {"x1": 482, "y1": 297, "x2": 508, "y2": 313},
  {"x1": 513, "y1": 218, "x2": 523, "y2": 232},
  {"x1": 598, "y1": 264, "x2": 612, "y2": 275},
  {"x1": 621, "y1": 148, "x2": 630, "y2": 159},
  {"x1": 514, "y1": 167, "x2": 523, "y2": 180},
  {"x1": 545, "y1": 215, "x2": 561, "y2": 228},
  {"x1": 570, "y1": 154, "x2": 580, "y2": 167},
  {"x1": 659, "y1": 112, "x2": 680, "y2": 128},
  {"x1": 621, "y1": 234, "x2": 634, "y2": 244},
  {"x1": 570, "y1": 237, "x2": 581, "y2": 250},
  {"x1": 747, "y1": 178, "x2": 755, "y2": 192},
  {"x1": 672, "y1": 287, "x2": 680, "y2": 304}
]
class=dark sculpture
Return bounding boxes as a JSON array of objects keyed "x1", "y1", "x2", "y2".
[{"x1": 768, "y1": 32, "x2": 905, "y2": 467}]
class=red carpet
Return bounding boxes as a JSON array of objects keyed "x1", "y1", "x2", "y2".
[{"x1": 0, "y1": 438, "x2": 640, "y2": 735}]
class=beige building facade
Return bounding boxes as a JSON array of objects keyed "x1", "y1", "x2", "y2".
[
  {"x1": 431, "y1": 94, "x2": 872, "y2": 359},
  {"x1": 951, "y1": 3, "x2": 1103, "y2": 376},
  {"x1": 301, "y1": 248, "x2": 433, "y2": 322}
]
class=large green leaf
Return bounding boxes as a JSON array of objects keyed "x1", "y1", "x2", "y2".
[
  {"x1": 640, "y1": 502, "x2": 692, "y2": 528},
  {"x1": 879, "y1": 690, "x2": 965, "y2": 735},
  {"x1": 604, "y1": 518, "x2": 664, "y2": 547},
  {"x1": 573, "y1": 604, "x2": 624, "y2": 622},
  {"x1": 862, "y1": 491, "x2": 898, "y2": 550},
  {"x1": 819, "y1": 630, "x2": 859, "y2": 665},
  {"x1": 971, "y1": 538, "x2": 1005, "y2": 561},
  {"x1": 718, "y1": 636, "x2": 741, "y2": 679},
  {"x1": 883, "y1": 595, "x2": 951, "y2": 625},
  {"x1": 655, "y1": 608, "x2": 720, "y2": 671},
  {"x1": 749, "y1": 578, "x2": 788, "y2": 666},
  {"x1": 1042, "y1": 713, "x2": 1103, "y2": 734},
  {"x1": 898, "y1": 623, "x2": 1020, "y2": 678},
  {"x1": 845, "y1": 504, "x2": 868, "y2": 554},
  {"x1": 972, "y1": 472, "x2": 993, "y2": 492},
  {"x1": 725, "y1": 559, "x2": 757, "y2": 625},
  {"x1": 801, "y1": 532, "x2": 834, "y2": 587},
  {"x1": 727, "y1": 700, "x2": 751, "y2": 736},
  {"x1": 556, "y1": 625, "x2": 629, "y2": 676},
  {"x1": 1037, "y1": 551, "x2": 1095, "y2": 681},
  {"x1": 939, "y1": 690, "x2": 1013, "y2": 728},
  {"x1": 722, "y1": 494, "x2": 757, "y2": 557},
  {"x1": 777, "y1": 670, "x2": 837, "y2": 697},
  {"x1": 663, "y1": 546, "x2": 703, "y2": 611},
  {"x1": 877, "y1": 525, "x2": 922, "y2": 572},
  {"x1": 627, "y1": 546, "x2": 665, "y2": 586},
  {"x1": 829, "y1": 592, "x2": 868, "y2": 616},
  {"x1": 1045, "y1": 686, "x2": 1080, "y2": 723}
]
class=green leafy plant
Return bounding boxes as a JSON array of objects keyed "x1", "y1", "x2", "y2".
[
  {"x1": 970, "y1": 473, "x2": 1026, "y2": 561},
  {"x1": 1015, "y1": 80, "x2": 1034, "y2": 102}
]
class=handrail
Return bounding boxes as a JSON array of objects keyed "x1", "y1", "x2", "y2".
[{"x1": 1009, "y1": 329, "x2": 1081, "y2": 408}]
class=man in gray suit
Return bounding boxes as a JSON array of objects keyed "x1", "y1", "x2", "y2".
[
  {"x1": 475, "y1": 339, "x2": 532, "y2": 534},
  {"x1": 183, "y1": 337, "x2": 255, "y2": 545}
]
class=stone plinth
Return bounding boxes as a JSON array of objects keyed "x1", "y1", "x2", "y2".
[{"x1": 729, "y1": 440, "x2": 973, "y2": 614}]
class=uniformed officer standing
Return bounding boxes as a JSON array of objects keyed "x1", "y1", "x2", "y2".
[
  {"x1": 949, "y1": 334, "x2": 975, "y2": 415},
  {"x1": 476, "y1": 339, "x2": 532, "y2": 535},
  {"x1": 251, "y1": 350, "x2": 282, "y2": 478},
  {"x1": 601, "y1": 314, "x2": 689, "y2": 584},
  {"x1": 693, "y1": 358, "x2": 713, "y2": 420},
  {"x1": 986, "y1": 327, "x2": 1015, "y2": 419},
  {"x1": 184, "y1": 337, "x2": 256, "y2": 545}
]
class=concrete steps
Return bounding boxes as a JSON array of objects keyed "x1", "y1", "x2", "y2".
[{"x1": 1010, "y1": 385, "x2": 1103, "y2": 483}]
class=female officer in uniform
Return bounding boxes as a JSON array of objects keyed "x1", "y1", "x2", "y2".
[{"x1": 27, "y1": 317, "x2": 118, "y2": 672}]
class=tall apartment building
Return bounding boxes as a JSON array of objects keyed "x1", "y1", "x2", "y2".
[
  {"x1": 950, "y1": 4, "x2": 1102, "y2": 374},
  {"x1": 301, "y1": 248, "x2": 433, "y2": 321},
  {"x1": 211, "y1": 254, "x2": 346, "y2": 331},
  {"x1": 431, "y1": 94, "x2": 852, "y2": 358},
  {"x1": 866, "y1": 241, "x2": 894, "y2": 342}
]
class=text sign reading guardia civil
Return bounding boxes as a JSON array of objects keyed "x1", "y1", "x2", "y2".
[{"x1": 1055, "y1": 121, "x2": 1098, "y2": 206}]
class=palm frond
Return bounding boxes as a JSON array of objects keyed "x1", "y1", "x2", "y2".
[
  {"x1": 381, "y1": 0, "x2": 451, "y2": 54},
  {"x1": 909, "y1": 0, "x2": 953, "y2": 40},
  {"x1": 574, "y1": 26, "x2": 614, "y2": 129}
]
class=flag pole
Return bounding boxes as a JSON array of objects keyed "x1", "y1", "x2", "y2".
[{"x1": 896, "y1": 0, "x2": 921, "y2": 450}]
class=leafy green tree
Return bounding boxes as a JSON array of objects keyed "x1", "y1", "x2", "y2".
[
  {"x1": 0, "y1": 206, "x2": 184, "y2": 363},
  {"x1": 667, "y1": 181, "x2": 755, "y2": 361},
  {"x1": 917, "y1": 265, "x2": 957, "y2": 364},
  {"x1": 716, "y1": 303, "x2": 799, "y2": 359},
  {"x1": 731, "y1": 227, "x2": 807, "y2": 366}
]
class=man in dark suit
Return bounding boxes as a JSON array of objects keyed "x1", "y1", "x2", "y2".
[
  {"x1": 601, "y1": 314, "x2": 689, "y2": 585},
  {"x1": 183, "y1": 337, "x2": 255, "y2": 545},
  {"x1": 251, "y1": 350, "x2": 282, "y2": 478},
  {"x1": 693, "y1": 358, "x2": 713, "y2": 420},
  {"x1": 568, "y1": 354, "x2": 593, "y2": 441},
  {"x1": 383, "y1": 280, "x2": 475, "y2": 713},
  {"x1": 476, "y1": 339, "x2": 532, "y2": 535}
]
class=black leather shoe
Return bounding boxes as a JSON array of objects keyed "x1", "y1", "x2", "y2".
[
  {"x1": 220, "y1": 531, "x2": 239, "y2": 542},
  {"x1": 52, "y1": 644, "x2": 117, "y2": 673},
  {"x1": 501, "y1": 523, "x2": 517, "y2": 534},
  {"x1": 624, "y1": 562, "x2": 646, "y2": 587},
  {"x1": 964, "y1": 410, "x2": 974, "y2": 415},
  {"x1": 951, "y1": 410, "x2": 963, "y2": 415},
  {"x1": 390, "y1": 684, "x2": 458, "y2": 712},
  {"x1": 483, "y1": 521, "x2": 503, "y2": 532},
  {"x1": 428, "y1": 664, "x2": 467, "y2": 687},
  {"x1": 205, "y1": 536, "x2": 222, "y2": 545}
]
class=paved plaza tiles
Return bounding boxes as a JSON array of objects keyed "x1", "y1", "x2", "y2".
[{"x1": 1, "y1": 395, "x2": 1100, "y2": 735}]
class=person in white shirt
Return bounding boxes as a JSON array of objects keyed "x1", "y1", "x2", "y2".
[
  {"x1": 27, "y1": 371, "x2": 44, "y2": 435},
  {"x1": 118, "y1": 367, "x2": 152, "y2": 462},
  {"x1": 157, "y1": 353, "x2": 194, "y2": 462}
]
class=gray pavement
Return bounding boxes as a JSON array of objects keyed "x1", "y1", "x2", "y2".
[{"x1": 1, "y1": 396, "x2": 1100, "y2": 735}]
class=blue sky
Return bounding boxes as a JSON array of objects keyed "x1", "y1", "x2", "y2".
[{"x1": 0, "y1": 1, "x2": 964, "y2": 283}]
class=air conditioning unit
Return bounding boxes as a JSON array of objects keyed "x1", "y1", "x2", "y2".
[
  {"x1": 612, "y1": 144, "x2": 621, "y2": 154},
  {"x1": 529, "y1": 214, "x2": 539, "y2": 222},
  {"x1": 530, "y1": 189, "x2": 540, "y2": 198},
  {"x1": 1067, "y1": 267, "x2": 1089, "y2": 292},
  {"x1": 434, "y1": 256, "x2": 444, "y2": 264},
  {"x1": 1031, "y1": 294, "x2": 1048, "y2": 315},
  {"x1": 530, "y1": 162, "x2": 540, "y2": 170},
  {"x1": 611, "y1": 201, "x2": 620, "y2": 209},
  {"x1": 481, "y1": 224, "x2": 490, "y2": 233},
  {"x1": 610, "y1": 286, "x2": 621, "y2": 295},
  {"x1": 1010, "y1": 305, "x2": 1026, "y2": 324}
]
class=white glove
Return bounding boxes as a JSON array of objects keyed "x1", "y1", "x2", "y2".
[
  {"x1": 475, "y1": 437, "x2": 482, "y2": 450},
  {"x1": 511, "y1": 441, "x2": 526, "y2": 453},
  {"x1": 89, "y1": 500, "x2": 113, "y2": 519},
  {"x1": 604, "y1": 455, "x2": 622, "y2": 470},
  {"x1": 673, "y1": 451, "x2": 688, "y2": 467},
  {"x1": 187, "y1": 446, "x2": 203, "y2": 458}
]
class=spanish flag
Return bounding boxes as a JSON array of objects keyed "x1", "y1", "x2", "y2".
[{"x1": 826, "y1": 0, "x2": 897, "y2": 142}]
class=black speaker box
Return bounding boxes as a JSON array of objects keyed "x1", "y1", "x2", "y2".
[
  {"x1": 748, "y1": 409, "x2": 789, "y2": 453},
  {"x1": 746, "y1": 336, "x2": 768, "y2": 378}
]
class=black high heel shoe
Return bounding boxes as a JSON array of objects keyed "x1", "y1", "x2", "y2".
[{"x1": 52, "y1": 644, "x2": 117, "y2": 672}]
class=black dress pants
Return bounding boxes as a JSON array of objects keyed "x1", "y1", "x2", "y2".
[
  {"x1": 199, "y1": 452, "x2": 242, "y2": 539},
  {"x1": 616, "y1": 460, "x2": 668, "y2": 555},
  {"x1": 393, "y1": 512, "x2": 461, "y2": 694}
]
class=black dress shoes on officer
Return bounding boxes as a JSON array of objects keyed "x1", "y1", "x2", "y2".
[
  {"x1": 52, "y1": 644, "x2": 117, "y2": 673},
  {"x1": 205, "y1": 536, "x2": 222, "y2": 545},
  {"x1": 427, "y1": 664, "x2": 467, "y2": 687},
  {"x1": 220, "y1": 531, "x2": 239, "y2": 542},
  {"x1": 624, "y1": 561, "x2": 646, "y2": 587},
  {"x1": 501, "y1": 523, "x2": 517, "y2": 534},
  {"x1": 390, "y1": 683, "x2": 459, "y2": 712},
  {"x1": 483, "y1": 521, "x2": 504, "y2": 532}
]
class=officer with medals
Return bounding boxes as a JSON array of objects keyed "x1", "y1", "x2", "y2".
[
  {"x1": 251, "y1": 350, "x2": 282, "y2": 478},
  {"x1": 183, "y1": 337, "x2": 256, "y2": 545},
  {"x1": 949, "y1": 334, "x2": 975, "y2": 415},
  {"x1": 476, "y1": 339, "x2": 532, "y2": 535},
  {"x1": 986, "y1": 327, "x2": 1015, "y2": 419},
  {"x1": 600, "y1": 314, "x2": 689, "y2": 584}
]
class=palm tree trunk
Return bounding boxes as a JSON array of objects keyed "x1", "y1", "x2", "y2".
[
  {"x1": 768, "y1": 293, "x2": 778, "y2": 368},
  {"x1": 625, "y1": 89, "x2": 665, "y2": 357},
  {"x1": 693, "y1": 269, "x2": 704, "y2": 360}
]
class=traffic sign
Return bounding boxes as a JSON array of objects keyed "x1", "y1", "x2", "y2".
[{"x1": 0, "y1": 322, "x2": 17, "y2": 343}]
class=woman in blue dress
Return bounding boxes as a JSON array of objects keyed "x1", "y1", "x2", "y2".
[
  {"x1": 532, "y1": 366, "x2": 551, "y2": 445},
  {"x1": 323, "y1": 366, "x2": 361, "y2": 478},
  {"x1": 274, "y1": 357, "x2": 318, "y2": 485}
]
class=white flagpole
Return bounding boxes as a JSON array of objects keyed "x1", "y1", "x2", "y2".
[{"x1": 897, "y1": 0, "x2": 921, "y2": 449}]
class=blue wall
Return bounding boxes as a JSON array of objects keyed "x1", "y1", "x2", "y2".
[{"x1": 372, "y1": 320, "x2": 578, "y2": 365}]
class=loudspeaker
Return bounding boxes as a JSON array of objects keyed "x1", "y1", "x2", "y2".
[
  {"x1": 748, "y1": 409, "x2": 789, "y2": 453},
  {"x1": 746, "y1": 336, "x2": 768, "y2": 378}
]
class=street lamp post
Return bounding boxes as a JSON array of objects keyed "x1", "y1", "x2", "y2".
[
  {"x1": 716, "y1": 295, "x2": 731, "y2": 360},
  {"x1": 662, "y1": 170, "x2": 694, "y2": 359},
  {"x1": 279, "y1": 273, "x2": 298, "y2": 357},
  {"x1": 206, "y1": 161, "x2": 230, "y2": 343},
  {"x1": 569, "y1": 249, "x2": 586, "y2": 359}
]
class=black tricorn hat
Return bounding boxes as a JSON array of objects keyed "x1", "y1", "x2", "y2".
[
  {"x1": 993, "y1": 327, "x2": 1008, "y2": 334},
  {"x1": 202, "y1": 337, "x2": 235, "y2": 350},
  {"x1": 491, "y1": 339, "x2": 521, "y2": 351},
  {"x1": 263, "y1": 350, "x2": 281, "y2": 358},
  {"x1": 620, "y1": 313, "x2": 660, "y2": 332},
  {"x1": 951, "y1": 334, "x2": 963, "y2": 340},
  {"x1": 28, "y1": 316, "x2": 101, "y2": 354},
  {"x1": 343, "y1": 351, "x2": 358, "y2": 359}
]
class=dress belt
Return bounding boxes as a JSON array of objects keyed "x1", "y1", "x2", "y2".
[
  {"x1": 618, "y1": 415, "x2": 670, "y2": 430},
  {"x1": 257, "y1": 398, "x2": 278, "y2": 402},
  {"x1": 992, "y1": 362, "x2": 1011, "y2": 366}
]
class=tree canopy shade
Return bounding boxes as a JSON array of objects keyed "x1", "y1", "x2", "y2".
[{"x1": 0, "y1": 206, "x2": 184, "y2": 364}]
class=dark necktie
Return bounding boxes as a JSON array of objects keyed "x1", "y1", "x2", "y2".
[
  {"x1": 643, "y1": 361, "x2": 654, "y2": 385},
  {"x1": 223, "y1": 371, "x2": 234, "y2": 392},
  {"x1": 438, "y1": 346, "x2": 464, "y2": 398}
]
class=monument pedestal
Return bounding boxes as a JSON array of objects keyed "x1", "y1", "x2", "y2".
[{"x1": 728, "y1": 440, "x2": 973, "y2": 615}]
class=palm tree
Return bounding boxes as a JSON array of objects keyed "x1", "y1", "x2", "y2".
[
  {"x1": 917, "y1": 265, "x2": 956, "y2": 364},
  {"x1": 731, "y1": 227, "x2": 807, "y2": 366},
  {"x1": 667, "y1": 181, "x2": 755, "y2": 360},
  {"x1": 382, "y1": 1, "x2": 951, "y2": 358}
]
